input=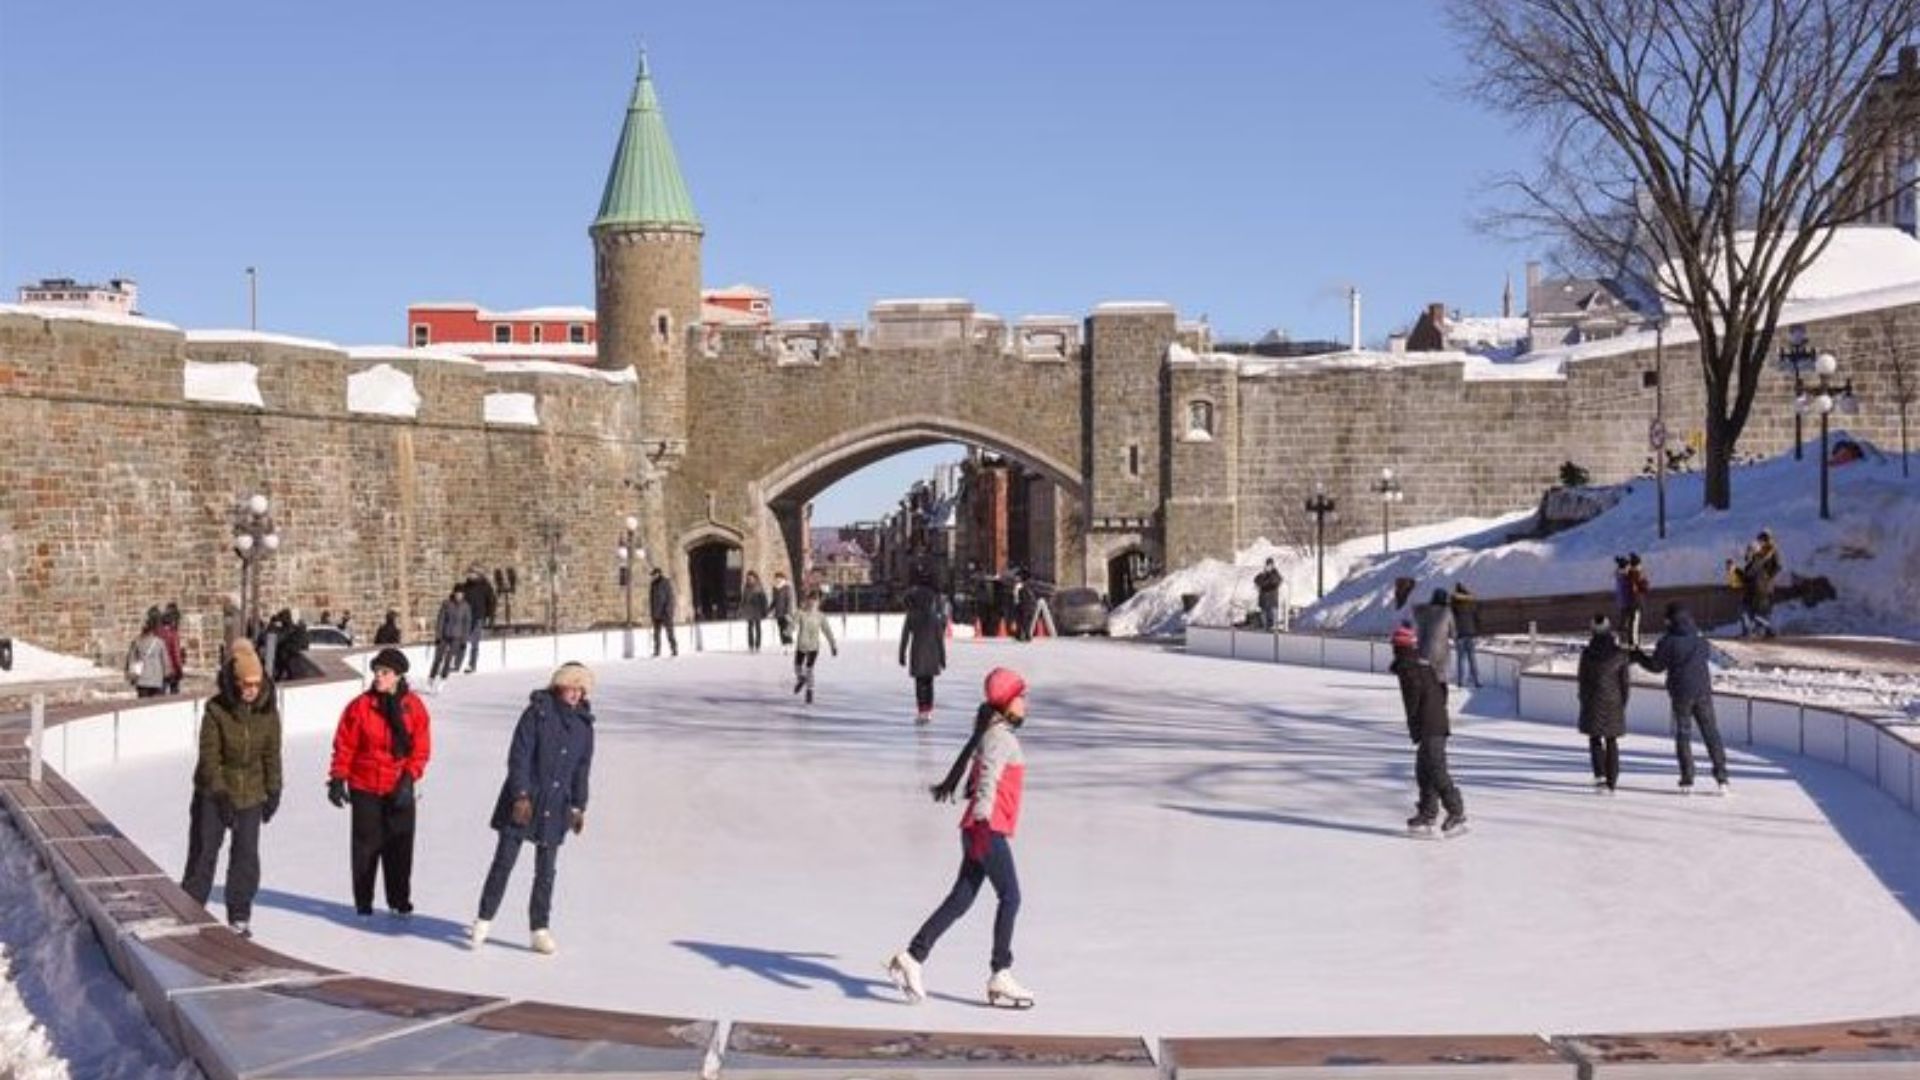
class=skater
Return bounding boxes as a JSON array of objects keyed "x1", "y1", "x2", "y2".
[
  {"x1": 899, "y1": 572, "x2": 948, "y2": 724},
  {"x1": 159, "y1": 604, "x2": 185, "y2": 694},
  {"x1": 1389, "y1": 623, "x2": 1466, "y2": 837},
  {"x1": 126, "y1": 610, "x2": 169, "y2": 698},
  {"x1": 886, "y1": 667, "x2": 1036, "y2": 1009},
  {"x1": 649, "y1": 568, "x2": 678, "y2": 658},
  {"x1": 1739, "y1": 530, "x2": 1781, "y2": 638},
  {"x1": 771, "y1": 571, "x2": 796, "y2": 649},
  {"x1": 181, "y1": 641, "x2": 282, "y2": 937},
  {"x1": 790, "y1": 591, "x2": 838, "y2": 704},
  {"x1": 1449, "y1": 582, "x2": 1482, "y2": 689},
  {"x1": 462, "y1": 567, "x2": 496, "y2": 672},
  {"x1": 326, "y1": 648, "x2": 432, "y2": 916},
  {"x1": 430, "y1": 586, "x2": 471, "y2": 689},
  {"x1": 742, "y1": 571, "x2": 769, "y2": 654},
  {"x1": 1576, "y1": 615, "x2": 1630, "y2": 793},
  {"x1": 1253, "y1": 558, "x2": 1283, "y2": 630},
  {"x1": 373, "y1": 609, "x2": 403, "y2": 646},
  {"x1": 1413, "y1": 588, "x2": 1455, "y2": 684},
  {"x1": 1619, "y1": 554, "x2": 1650, "y2": 647},
  {"x1": 1012, "y1": 570, "x2": 1038, "y2": 642},
  {"x1": 1631, "y1": 602, "x2": 1730, "y2": 795},
  {"x1": 471, "y1": 662, "x2": 596, "y2": 956}
]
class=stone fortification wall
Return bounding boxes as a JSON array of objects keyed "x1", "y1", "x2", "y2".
[{"x1": 0, "y1": 311, "x2": 642, "y2": 667}]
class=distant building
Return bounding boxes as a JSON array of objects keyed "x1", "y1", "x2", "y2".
[
  {"x1": 17, "y1": 277, "x2": 139, "y2": 316},
  {"x1": 405, "y1": 285, "x2": 772, "y2": 357},
  {"x1": 1211, "y1": 328, "x2": 1347, "y2": 358},
  {"x1": 1526, "y1": 263, "x2": 1652, "y2": 347},
  {"x1": 1847, "y1": 45, "x2": 1920, "y2": 235},
  {"x1": 809, "y1": 527, "x2": 873, "y2": 592},
  {"x1": 1404, "y1": 302, "x2": 1531, "y2": 356}
]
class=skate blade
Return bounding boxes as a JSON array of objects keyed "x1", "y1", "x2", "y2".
[
  {"x1": 1441, "y1": 825, "x2": 1471, "y2": 839},
  {"x1": 987, "y1": 993, "x2": 1035, "y2": 1009}
]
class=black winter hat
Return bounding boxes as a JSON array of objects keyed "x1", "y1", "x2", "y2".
[{"x1": 370, "y1": 647, "x2": 410, "y2": 675}]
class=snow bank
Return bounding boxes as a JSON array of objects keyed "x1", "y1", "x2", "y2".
[
  {"x1": 483, "y1": 391, "x2": 539, "y2": 427},
  {"x1": 346, "y1": 363, "x2": 421, "y2": 418},
  {"x1": 0, "y1": 639, "x2": 115, "y2": 686},
  {"x1": 187, "y1": 328, "x2": 339, "y2": 351},
  {"x1": 182, "y1": 359, "x2": 264, "y2": 408}
]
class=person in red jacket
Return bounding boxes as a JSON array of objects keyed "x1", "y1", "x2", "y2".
[
  {"x1": 327, "y1": 648, "x2": 431, "y2": 917},
  {"x1": 886, "y1": 667, "x2": 1035, "y2": 1010}
]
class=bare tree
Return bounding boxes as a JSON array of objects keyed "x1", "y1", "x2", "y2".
[
  {"x1": 1451, "y1": 0, "x2": 1920, "y2": 508},
  {"x1": 1884, "y1": 314, "x2": 1917, "y2": 475}
]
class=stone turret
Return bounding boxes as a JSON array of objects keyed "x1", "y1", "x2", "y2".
[{"x1": 590, "y1": 50, "x2": 702, "y2": 450}]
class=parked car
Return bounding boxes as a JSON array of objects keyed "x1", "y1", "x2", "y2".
[
  {"x1": 1052, "y1": 587, "x2": 1110, "y2": 636},
  {"x1": 304, "y1": 625, "x2": 353, "y2": 650}
]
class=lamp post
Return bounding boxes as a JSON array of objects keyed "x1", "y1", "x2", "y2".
[
  {"x1": 246, "y1": 267, "x2": 257, "y2": 332},
  {"x1": 231, "y1": 493, "x2": 280, "y2": 635},
  {"x1": 535, "y1": 519, "x2": 563, "y2": 632},
  {"x1": 1303, "y1": 481, "x2": 1338, "y2": 599},
  {"x1": 1778, "y1": 324, "x2": 1817, "y2": 460},
  {"x1": 618, "y1": 515, "x2": 641, "y2": 659},
  {"x1": 1800, "y1": 351, "x2": 1858, "y2": 521},
  {"x1": 1371, "y1": 467, "x2": 1405, "y2": 554}
]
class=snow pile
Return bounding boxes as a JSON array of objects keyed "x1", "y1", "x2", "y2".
[
  {"x1": 0, "y1": 640, "x2": 115, "y2": 686},
  {"x1": 483, "y1": 391, "x2": 539, "y2": 426},
  {"x1": 1299, "y1": 437, "x2": 1920, "y2": 639},
  {"x1": 182, "y1": 359, "x2": 264, "y2": 408},
  {"x1": 1714, "y1": 665, "x2": 1920, "y2": 720},
  {"x1": 346, "y1": 364, "x2": 421, "y2": 418}
]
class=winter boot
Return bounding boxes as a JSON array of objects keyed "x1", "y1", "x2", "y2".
[
  {"x1": 885, "y1": 951, "x2": 926, "y2": 1003},
  {"x1": 1440, "y1": 812, "x2": 1469, "y2": 838},
  {"x1": 468, "y1": 919, "x2": 490, "y2": 949},
  {"x1": 531, "y1": 928, "x2": 557, "y2": 955},
  {"x1": 986, "y1": 968, "x2": 1036, "y2": 1009}
]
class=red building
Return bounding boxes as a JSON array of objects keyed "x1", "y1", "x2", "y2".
[{"x1": 406, "y1": 285, "x2": 771, "y2": 357}]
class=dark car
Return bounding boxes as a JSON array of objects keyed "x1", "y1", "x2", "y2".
[
  {"x1": 305, "y1": 625, "x2": 354, "y2": 650},
  {"x1": 1052, "y1": 587, "x2": 1110, "y2": 636}
]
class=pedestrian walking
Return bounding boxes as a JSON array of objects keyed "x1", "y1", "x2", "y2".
[
  {"x1": 1449, "y1": 582, "x2": 1482, "y2": 689},
  {"x1": 181, "y1": 640, "x2": 281, "y2": 937},
  {"x1": 126, "y1": 609, "x2": 169, "y2": 698},
  {"x1": 648, "y1": 568, "x2": 678, "y2": 657},
  {"x1": 771, "y1": 571, "x2": 796, "y2": 649},
  {"x1": 430, "y1": 587, "x2": 471, "y2": 690},
  {"x1": 462, "y1": 568, "x2": 496, "y2": 672},
  {"x1": 1619, "y1": 554, "x2": 1650, "y2": 647},
  {"x1": 1413, "y1": 588, "x2": 1455, "y2": 684},
  {"x1": 886, "y1": 667, "x2": 1036, "y2": 1009},
  {"x1": 1739, "y1": 530, "x2": 1781, "y2": 638},
  {"x1": 1012, "y1": 570, "x2": 1037, "y2": 642},
  {"x1": 373, "y1": 609, "x2": 403, "y2": 646},
  {"x1": 1576, "y1": 615, "x2": 1630, "y2": 793},
  {"x1": 470, "y1": 662, "x2": 596, "y2": 956},
  {"x1": 1253, "y1": 558, "x2": 1283, "y2": 631},
  {"x1": 159, "y1": 603, "x2": 185, "y2": 694},
  {"x1": 1630, "y1": 603, "x2": 1730, "y2": 795},
  {"x1": 742, "y1": 571, "x2": 769, "y2": 654},
  {"x1": 326, "y1": 648, "x2": 432, "y2": 917},
  {"x1": 899, "y1": 576, "x2": 948, "y2": 724},
  {"x1": 790, "y1": 591, "x2": 838, "y2": 704},
  {"x1": 1389, "y1": 623, "x2": 1467, "y2": 837}
]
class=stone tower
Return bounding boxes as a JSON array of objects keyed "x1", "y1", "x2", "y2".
[{"x1": 591, "y1": 49, "x2": 702, "y2": 448}]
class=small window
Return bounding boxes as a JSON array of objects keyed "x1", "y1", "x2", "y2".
[
  {"x1": 654, "y1": 312, "x2": 671, "y2": 344},
  {"x1": 530, "y1": 325, "x2": 543, "y2": 344},
  {"x1": 750, "y1": 300, "x2": 768, "y2": 313},
  {"x1": 568, "y1": 323, "x2": 587, "y2": 344},
  {"x1": 411, "y1": 324, "x2": 430, "y2": 347},
  {"x1": 493, "y1": 324, "x2": 512, "y2": 344},
  {"x1": 1128, "y1": 445, "x2": 1141, "y2": 477},
  {"x1": 1187, "y1": 400, "x2": 1215, "y2": 438}
]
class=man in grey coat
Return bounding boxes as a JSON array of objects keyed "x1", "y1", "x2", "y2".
[
  {"x1": 430, "y1": 587, "x2": 471, "y2": 690},
  {"x1": 1631, "y1": 602, "x2": 1729, "y2": 795}
]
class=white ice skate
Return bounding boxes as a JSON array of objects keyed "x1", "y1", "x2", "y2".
[
  {"x1": 986, "y1": 968, "x2": 1035, "y2": 1009},
  {"x1": 468, "y1": 919, "x2": 489, "y2": 949},
  {"x1": 1440, "y1": 813, "x2": 1470, "y2": 839},
  {"x1": 531, "y1": 928, "x2": 556, "y2": 955},
  {"x1": 885, "y1": 951, "x2": 925, "y2": 1003},
  {"x1": 1715, "y1": 780, "x2": 1731, "y2": 797}
]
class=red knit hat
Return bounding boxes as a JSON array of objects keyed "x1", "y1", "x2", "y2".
[
  {"x1": 1390, "y1": 622, "x2": 1417, "y2": 650},
  {"x1": 984, "y1": 667, "x2": 1027, "y2": 711}
]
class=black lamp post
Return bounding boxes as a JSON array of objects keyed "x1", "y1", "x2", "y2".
[
  {"x1": 617, "y1": 515, "x2": 641, "y2": 659},
  {"x1": 1303, "y1": 481, "x2": 1338, "y2": 598},
  {"x1": 1778, "y1": 324, "x2": 1818, "y2": 460},
  {"x1": 1371, "y1": 467, "x2": 1405, "y2": 554},
  {"x1": 231, "y1": 493, "x2": 280, "y2": 635},
  {"x1": 1798, "y1": 351, "x2": 1858, "y2": 520}
]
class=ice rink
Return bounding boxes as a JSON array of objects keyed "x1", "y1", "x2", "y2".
[{"x1": 76, "y1": 639, "x2": 1920, "y2": 1037}]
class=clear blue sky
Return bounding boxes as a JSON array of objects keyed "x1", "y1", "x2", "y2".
[{"x1": 0, "y1": 0, "x2": 1534, "y2": 523}]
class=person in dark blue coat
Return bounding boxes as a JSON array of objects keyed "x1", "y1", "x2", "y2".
[
  {"x1": 1631, "y1": 603, "x2": 1729, "y2": 795},
  {"x1": 469, "y1": 662, "x2": 596, "y2": 955}
]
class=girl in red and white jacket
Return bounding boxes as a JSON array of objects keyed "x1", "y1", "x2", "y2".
[
  {"x1": 327, "y1": 648, "x2": 431, "y2": 917},
  {"x1": 886, "y1": 667, "x2": 1035, "y2": 1009}
]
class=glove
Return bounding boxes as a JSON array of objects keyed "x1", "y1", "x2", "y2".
[
  {"x1": 510, "y1": 795, "x2": 533, "y2": 828},
  {"x1": 389, "y1": 771, "x2": 415, "y2": 811},
  {"x1": 965, "y1": 820, "x2": 994, "y2": 861},
  {"x1": 262, "y1": 790, "x2": 281, "y2": 824},
  {"x1": 213, "y1": 793, "x2": 236, "y2": 829},
  {"x1": 570, "y1": 808, "x2": 585, "y2": 836},
  {"x1": 326, "y1": 778, "x2": 348, "y2": 808}
]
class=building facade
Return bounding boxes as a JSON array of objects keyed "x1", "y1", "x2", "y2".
[
  {"x1": 18, "y1": 277, "x2": 139, "y2": 317},
  {"x1": 1848, "y1": 45, "x2": 1920, "y2": 235}
]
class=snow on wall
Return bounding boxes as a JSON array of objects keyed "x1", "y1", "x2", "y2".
[
  {"x1": 182, "y1": 359, "x2": 264, "y2": 408},
  {"x1": 346, "y1": 363, "x2": 421, "y2": 418},
  {"x1": 483, "y1": 391, "x2": 539, "y2": 427}
]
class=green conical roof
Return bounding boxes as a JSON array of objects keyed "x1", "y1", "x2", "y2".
[{"x1": 593, "y1": 52, "x2": 700, "y2": 231}]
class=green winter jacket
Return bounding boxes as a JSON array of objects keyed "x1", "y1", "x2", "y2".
[{"x1": 194, "y1": 683, "x2": 284, "y2": 810}]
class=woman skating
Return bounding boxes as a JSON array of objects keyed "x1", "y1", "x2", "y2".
[
  {"x1": 790, "y1": 590, "x2": 838, "y2": 705},
  {"x1": 898, "y1": 575, "x2": 948, "y2": 724},
  {"x1": 181, "y1": 640, "x2": 282, "y2": 937},
  {"x1": 1577, "y1": 614, "x2": 1631, "y2": 793},
  {"x1": 327, "y1": 648, "x2": 432, "y2": 917}
]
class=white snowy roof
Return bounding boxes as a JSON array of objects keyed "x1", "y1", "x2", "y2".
[
  {"x1": 0, "y1": 302, "x2": 178, "y2": 332},
  {"x1": 187, "y1": 329, "x2": 341, "y2": 351},
  {"x1": 344, "y1": 345, "x2": 484, "y2": 368},
  {"x1": 482, "y1": 359, "x2": 637, "y2": 383}
]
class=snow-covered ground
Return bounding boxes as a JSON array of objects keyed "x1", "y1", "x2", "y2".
[
  {"x1": 66, "y1": 641, "x2": 1920, "y2": 1038},
  {"x1": 0, "y1": 640, "x2": 116, "y2": 687}
]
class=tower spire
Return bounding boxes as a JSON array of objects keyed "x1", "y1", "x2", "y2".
[{"x1": 593, "y1": 47, "x2": 699, "y2": 231}]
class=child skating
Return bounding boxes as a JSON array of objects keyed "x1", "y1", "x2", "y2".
[
  {"x1": 1388, "y1": 623, "x2": 1467, "y2": 838},
  {"x1": 789, "y1": 590, "x2": 837, "y2": 705},
  {"x1": 887, "y1": 667, "x2": 1036, "y2": 1009}
]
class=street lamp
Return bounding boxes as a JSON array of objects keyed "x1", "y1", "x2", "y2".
[
  {"x1": 1799, "y1": 351, "x2": 1858, "y2": 520},
  {"x1": 231, "y1": 493, "x2": 279, "y2": 635},
  {"x1": 618, "y1": 515, "x2": 642, "y2": 659},
  {"x1": 1778, "y1": 324, "x2": 1818, "y2": 460},
  {"x1": 1303, "y1": 481, "x2": 1339, "y2": 598},
  {"x1": 1371, "y1": 467, "x2": 1405, "y2": 554}
]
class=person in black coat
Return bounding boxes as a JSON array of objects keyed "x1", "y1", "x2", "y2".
[
  {"x1": 899, "y1": 579, "x2": 949, "y2": 724},
  {"x1": 1631, "y1": 603, "x2": 1729, "y2": 794},
  {"x1": 1012, "y1": 569, "x2": 1038, "y2": 642},
  {"x1": 648, "y1": 568, "x2": 678, "y2": 658},
  {"x1": 1449, "y1": 582, "x2": 1482, "y2": 689},
  {"x1": 461, "y1": 569, "x2": 497, "y2": 673},
  {"x1": 742, "y1": 571, "x2": 770, "y2": 654},
  {"x1": 471, "y1": 663, "x2": 596, "y2": 955},
  {"x1": 373, "y1": 610, "x2": 403, "y2": 646},
  {"x1": 1388, "y1": 622, "x2": 1465, "y2": 835},
  {"x1": 1253, "y1": 559, "x2": 1283, "y2": 630},
  {"x1": 1577, "y1": 615, "x2": 1631, "y2": 793}
]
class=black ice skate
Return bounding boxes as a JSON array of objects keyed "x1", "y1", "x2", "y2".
[
  {"x1": 1406, "y1": 814, "x2": 1436, "y2": 838},
  {"x1": 1440, "y1": 813, "x2": 1470, "y2": 838}
]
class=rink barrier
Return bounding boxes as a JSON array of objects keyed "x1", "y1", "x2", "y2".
[{"x1": 3, "y1": 629, "x2": 1920, "y2": 1078}]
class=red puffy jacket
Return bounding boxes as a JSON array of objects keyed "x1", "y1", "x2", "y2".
[{"x1": 329, "y1": 690, "x2": 431, "y2": 796}]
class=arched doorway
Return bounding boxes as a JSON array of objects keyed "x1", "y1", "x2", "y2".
[
  {"x1": 1107, "y1": 546, "x2": 1151, "y2": 607},
  {"x1": 687, "y1": 539, "x2": 743, "y2": 620}
]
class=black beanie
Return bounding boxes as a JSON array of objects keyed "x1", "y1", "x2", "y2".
[{"x1": 371, "y1": 647, "x2": 410, "y2": 675}]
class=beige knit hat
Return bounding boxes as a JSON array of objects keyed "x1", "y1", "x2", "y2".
[
  {"x1": 550, "y1": 662, "x2": 595, "y2": 694},
  {"x1": 230, "y1": 640, "x2": 265, "y2": 683}
]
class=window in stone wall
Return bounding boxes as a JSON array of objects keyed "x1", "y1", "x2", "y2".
[
  {"x1": 1128, "y1": 444, "x2": 1141, "y2": 477},
  {"x1": 494, "y1": 324, "x2": 512, "y2": 344},
  {"x1": 569, "y1": 323, "x2": 587, "y2": 344},
  {"x1": 1187, "y1": 400, "x2": 1215, "y2": 440},
  {"x1": 654, "y1": 311, "x2": 672, "y2": 346},
  {"x1": 412, "y1": 324, "x2": 430, "y2": 347}
]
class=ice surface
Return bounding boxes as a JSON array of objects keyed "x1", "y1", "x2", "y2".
[{"x1": 72, "y1": 641, "x2": 1920, "y2": 1037}]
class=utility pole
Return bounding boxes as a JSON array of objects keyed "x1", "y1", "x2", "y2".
[
  {"x1": 246, "y1": 267, "x2": 257, "y2": 331},
  {"x1": 1654, "y1": 321, "x2": 1667, "y2": 540}
]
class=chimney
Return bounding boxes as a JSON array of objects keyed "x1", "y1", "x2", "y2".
[
  {"x1": 1427, "y1": 301, "x2": 1447, "y2": 327},
  {"x1": 1902, "y1": 45, "x2": 1917, "y2": 74},
  {"x1": 1502, "y1": 273, "x2": 1514, "y2": 318},
  {"x1": 1349, "y1": 286, "x2": 1362, "y2": 352}
]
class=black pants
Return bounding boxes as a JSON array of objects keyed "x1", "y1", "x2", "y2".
[
  {"x1": 909, "y1": 832, "x2": 1021, "y2": 972},
  {"x1": 181, "y1": 792, "x2": 263, "y2": 923},
  {"x1": 1588, "y1": 735, "x2": 1620, "y2": 789},
  {"x1": 349, "y1": 789, "x2": 416, "y2": 914},
  {"x1": 653, "y1": 621, "x2": 678, "y2": 657},
  {"x1": 776, "y1": 616, "x2": 793, "y2": 646},
  {"x1": 746, "y1": 617, "x2": 762, "y2": 653},
  {"x1": 1617, "y1": 605, "x2": 1642, "y2": 648},
  {"x1": 1414, "y1": 735, "x2": 1465, "y2": 819},
  {"x1": 794, "y1": 650, "x2": 819, "y2": 686},
  {"x1": 431, "y1": 639, "x2": 461, "y2": 680},
  {"x1": 477, "y1": 832, "x2": 560, "y2": 931},
  {"x1": 136, "y1": 686, "x2": 163, "y2": 698},
  {"x1": 1672, "y1": 697, "x2": 1729, "y2": 786},
  {"x1": 914, "y1": 676, "x2": 935, "y2": 711}
]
